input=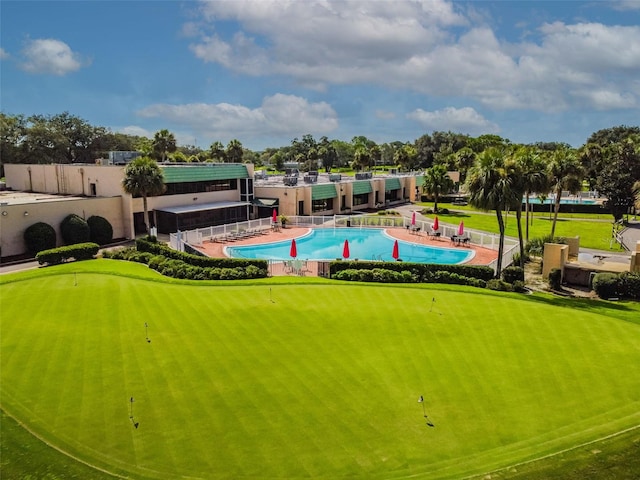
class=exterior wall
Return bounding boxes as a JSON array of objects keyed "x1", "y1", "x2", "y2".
[
  {"x1": 566, "y1": 236, "x2": 580, "y2": 256},
  {"x1": 542, "y1": 243, "x2": 569, "y2": 280},
  {"x1": 4, "y1": 164, "x2": 127, "y2": 197},
  {"x1": 0, "y1": 196, "x2": 126, "y2": 257}
]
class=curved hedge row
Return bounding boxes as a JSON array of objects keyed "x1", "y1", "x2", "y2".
[
  {"x1": 36, "y1": 242, "x2": 100, "y2": 265},
  {"x1": 106, "y1": 239, "x2": 269, "y2": 280},
  {"x1": 136, "y1": 237, "x2": 268, "y2": 271}
]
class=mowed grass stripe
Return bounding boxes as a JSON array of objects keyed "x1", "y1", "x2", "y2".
[{"x1": 2, "y1": 268, "x2": 640, "y2": 479}]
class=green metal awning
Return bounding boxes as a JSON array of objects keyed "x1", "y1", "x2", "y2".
[
  {"x1": 415, "y1": 175, "x2": 425, "y2": 186},
  {"x1": 385, "y1": 177, "x2": 402, "y2": 191},
  {"x1": 312, "y1": 183, "x2": 337, "y2": 200},
  {"x1": 161, "y1": 164, "x2": 249, "y2": 183},
  {"x1": 352, "y1": 181, "x2": 373, "y2": 195}
]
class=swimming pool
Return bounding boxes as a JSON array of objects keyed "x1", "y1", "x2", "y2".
[
  {"x1": 225, "y1": 229, "x2": 475, "y2": 264},
  {"x1": 523, "y1": 197, "x2": 596, "y2": 205}
]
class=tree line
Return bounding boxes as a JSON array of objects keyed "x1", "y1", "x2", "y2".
[{"x1": 3, "y1": 111, "x2": 638, "y2": 277}]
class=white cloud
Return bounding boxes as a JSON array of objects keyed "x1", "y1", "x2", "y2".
[
  {"x1": 118, "y1": 125, "x2": 154, "y2": 138},
  {"x1": 570, "y1": 89, "x2": 637, "y2": 110},
  {"x1": 407, "y1": 107, "x2": 499, "y2": 135},
  {"x1": 0, "y1": 48, "x2": 9, "y2": 60},
  {"x1": 188, "y1": 1, "x2": 640, "y2": 113},
  {"x1": 610, "y1": 0, "x2": 640, "y2": 11},
  {"x1": 20, "y1": 38, "x2": 86, "y2": 75},
  {"x1": 115, "y1": 126, "x2": 197, "y2": 147},
  {"x1": 375, "y1": 110, "x2": 396, "y2": 120},
  {"x1": 136, "y1": 94, "x2": 338, "y2": 141}
]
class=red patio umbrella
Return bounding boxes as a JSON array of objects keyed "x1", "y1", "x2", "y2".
[
  {"x1": 458, "y1": 220, "x2": 464, "y2": 236},
  {"x1": 342, "y1": 239, "x2": 350, "y2": 259},
  {"x1": 272, "y1": 208, "x2": 278, "y2": 223},
  {"x1": 289, "y1": 238, "x2": 297, "y2": 258},
  {"x1": 433, "y1": 216, "x2": 439, "y2": 232},
  {"x1": 411, "y1": 211, "x2": 416, "y2": 226},
  {"x1": 392, "y1": 239, "x2": 399, "y2": 260}
]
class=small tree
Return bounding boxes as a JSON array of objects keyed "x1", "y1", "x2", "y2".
[
  {"x1": 87, "y1": 215, "x2": 113, "y2": 245},
  {"x1": 60, "y1": 214, "x2": 90, "y2": 245},
  {"x1": 122, "y1": 156, "x2": 166, "y2": 235},
  {"x1": 24, "y1": 222, "x2": 57, "y2": 254},
  {"x1": 423, "y1": 164, "x2": 454, "y2": 213}
]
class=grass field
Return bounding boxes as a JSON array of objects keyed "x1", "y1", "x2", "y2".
[
  {"x1": 2, "y1": 260, "x2": 639, "y2": 479},
  {"x1": 415, "y1": 202, "x2": 624, "y2": 252}
]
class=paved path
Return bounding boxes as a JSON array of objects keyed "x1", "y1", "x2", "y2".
[{"x1": 620, "y1": 221, "x2": 640, "y2": 251}]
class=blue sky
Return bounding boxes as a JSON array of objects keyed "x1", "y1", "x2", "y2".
[{"x1": 1, "y1": 0, "x2": 639, "y2": 151}]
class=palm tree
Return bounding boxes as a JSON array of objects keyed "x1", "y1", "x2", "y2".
[
  {"x1": 423, "y1": 164, "x2": 454, "y2": 213},
  {"x1": 122, "y1": 156, "x2": 166, "y2": 236},
  {"x1": 209, "y1": 141, "x2": 226, "y2": 162},
  {"x1": 353, "y1": 145, "x2": 371, "y2": 171},
  {"x1": 226, "y1": 139, "x2": 244, "y2": 163},
  {"x1": 512, "y1": 145, "x2": 549, "y2": 242},
  {"x1": 453, "y1": 147, "x2": 476, "y2": 184},
  {"x1": 547, "y1": 147, "x2": 583, "y2": 237},
  {"x1": 152, "y1": 129, "x2": 177, "y2": 163},
  {"x1": 466, "y1": 147, "x2": 512, "y2": 277}
]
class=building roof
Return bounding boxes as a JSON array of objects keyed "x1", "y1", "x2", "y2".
[
  {"x1": 385, "y1": 177, "x2": 402, "y2": 190},
  {"x1": 161, "y1": 164, "x2": 249, "y2": 183},
  {"x1": 352, "y1": 181, "x2": 373, "y2": 195},
  {"x1": 155, "y1": 201, "x2": 250, "y2": 215},
  {"x1": 311, "y1": 183, "x2": 337, "y2": 200}
]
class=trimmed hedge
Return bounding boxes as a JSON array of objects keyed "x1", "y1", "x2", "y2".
[
  {"x1": 333, "y1": 268, "x2": 415, "y2": 283},
  {"x1": 36, "y1": 242, "x2": 100, "y2": 265},
  {"x1": 592, "y1": 272, "x2": 640, "y2": 300},
  {"x1": 502, "y1": 266, "x2": 524, "y2": 284},
  {"x1": 87, "y1": 215, "x2": 113, "y2": 245},
  {"x1": 60, "y1": 214, "x2": 90, "y2": 245},
  {"x1": 136, "y1": 237, "x2": 268, "y2": 271},
  {"x1": 128, "y1": 237, "x2": 268, "y2": 280},
  {"x1": 24, "y1": 222, "x2": 57, "y2": 254},
  {"x1": 330, "y1": 260, "x2": 494, "y2": 282}
]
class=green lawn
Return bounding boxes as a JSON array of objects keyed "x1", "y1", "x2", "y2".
[
  {"x1": 416, "y1": 202, "x2": 624, "y2": 252},
  {"x1": 2, "y1": 260, "x2": 639, "y2": 479}
]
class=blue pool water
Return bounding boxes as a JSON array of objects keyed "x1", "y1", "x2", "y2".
[
  {"x1": 225, "y1": 229, "x2": 474, "y2": 264},
  {"x1": 523, "y1": 197, "x2": 596, "y2": 205}
]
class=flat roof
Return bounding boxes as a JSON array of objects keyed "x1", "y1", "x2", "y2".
[
  {"x1": 155, "y1": 201, "x2": 250, "y2": 215},
  {"x1": 0, "y1": 191, "x2": 88, "y2": 206}
]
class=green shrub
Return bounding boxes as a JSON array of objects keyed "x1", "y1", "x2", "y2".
[
  {"x1": 511, "y1": 252, "x2": 530, "y2": 267},
  {"x1": 526, "y1": 235, "x2": 566, "y2": 257},
  {"x1": 548, "y1": 268, "x2": 562, "y2": 290},
  {"x1": 502, "y1": 266, "x2": 524, "y2": 284},
  {"x1": 333, "y1": 268, "x2": 411, "y2": 283},
  {"x1": 486, "y1": 279, "x2": 513, "y2": 292},
  {"x1": 136, "y1": 237, "x2": 267, "y2": 272},
  {"x1": 87, "y1": 215, "x2": 113, "y2": 245},
  {"x1": 24, "y1": 222, "x2": 57, "y2": 255},
  {"x1": 36, "y1": 243, "x2": 99, "y2": 265},
  {"x1": 618, "y1": 272, "x2": 640, "y2": 300},
  {"x1": 592, "y1": 273, "x2": 620, "y2": 299},
  {"x1": 329, "y1": 260, "x2": 494, "y2": 282},
  {"x1": 425, "y1": 271, "x2": 481, "y2": 287},
  {"x1": 60, "y1": 214, "x2": 90, "y2": 245},
  {"x1": 512, "y1": 280, "x2": 527, "y2": 293}
]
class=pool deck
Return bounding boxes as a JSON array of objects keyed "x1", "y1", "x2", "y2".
[{"x1": 194, "y1": 226, "x2": 499, "y2": 277}]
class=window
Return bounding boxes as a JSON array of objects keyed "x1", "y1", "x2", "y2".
[
  {"x1": 353, "y1": 193, "x2": 369, "y2": 206},
  {"x1": 312, "y1": 198, "x2": 333, "y2": 212}
]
